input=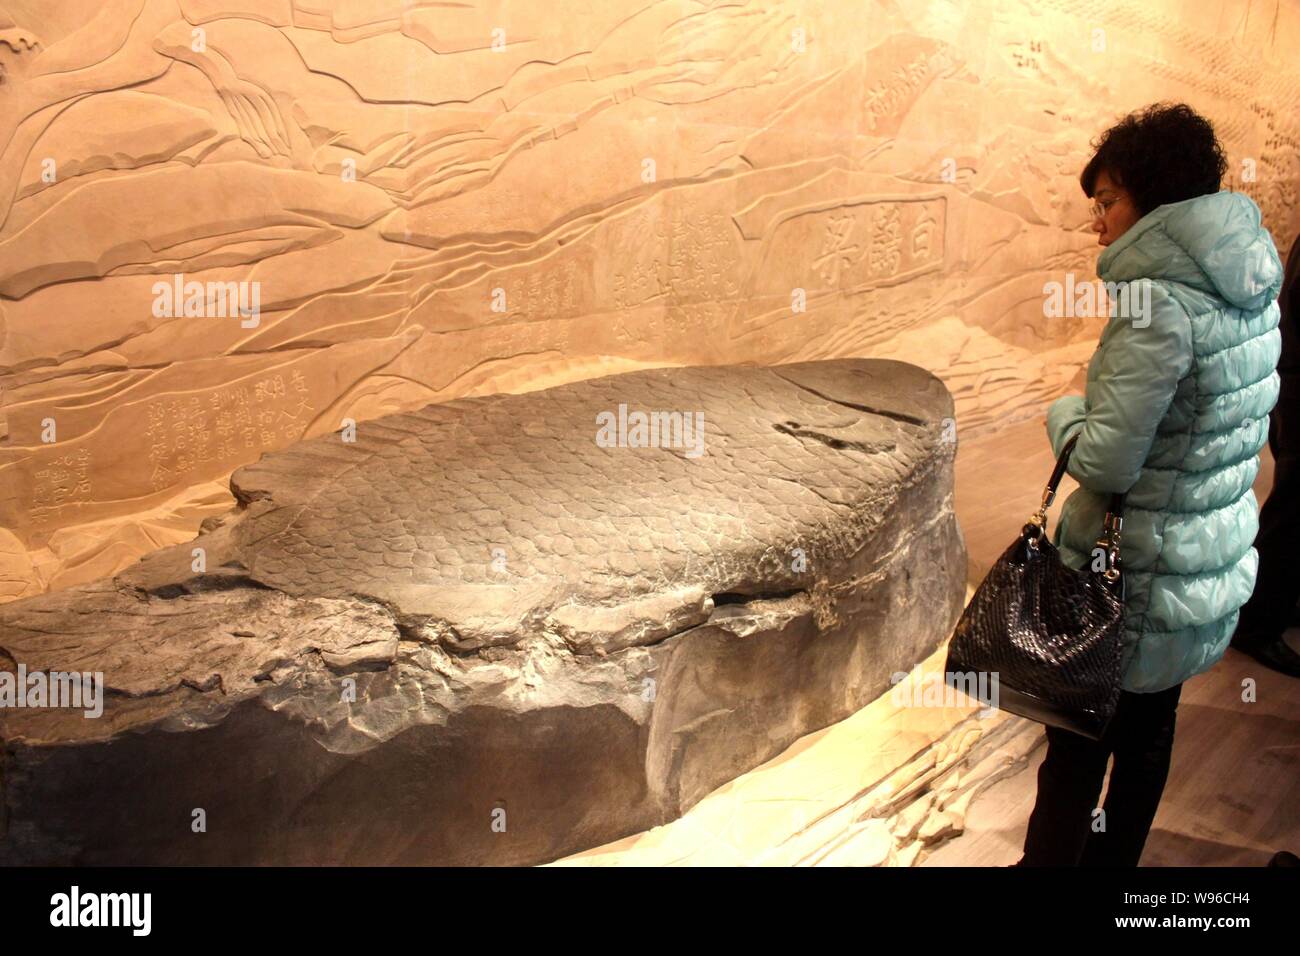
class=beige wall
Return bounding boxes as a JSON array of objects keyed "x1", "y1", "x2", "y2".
[{"x1": 2, "y1": 0, "x2": 1298, "y2": 600}]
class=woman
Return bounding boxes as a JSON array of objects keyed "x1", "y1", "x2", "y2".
[{"x1": 1016, "y1": 102, "x2": 1284, "y2": 866}]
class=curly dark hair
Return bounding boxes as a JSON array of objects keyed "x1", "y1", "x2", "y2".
[{"x1": 1080, "y1": 102, "x2": 1227, "y2": 216}]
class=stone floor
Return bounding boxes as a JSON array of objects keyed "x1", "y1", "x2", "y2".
[{"x1": 554, "y1": 410, "x2": 1300, "y2": 866}]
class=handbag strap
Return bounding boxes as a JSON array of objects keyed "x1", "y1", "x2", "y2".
[{"x1": 1028, "y1": 432, "x2": 1125, "y2": 582}]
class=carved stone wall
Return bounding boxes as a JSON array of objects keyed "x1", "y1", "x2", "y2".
[{"x1": 2, "y1": 0, "x2": 1298, "y2": 600}]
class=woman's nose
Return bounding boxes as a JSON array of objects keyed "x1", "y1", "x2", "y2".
[{"x1": 1092, "y1": 217, "x2": 1105, "y2": 235}]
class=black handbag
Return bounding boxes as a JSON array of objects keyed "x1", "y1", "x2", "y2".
[{"x1": 944, "y1": 433, "x2": 1126, "y2": 740}]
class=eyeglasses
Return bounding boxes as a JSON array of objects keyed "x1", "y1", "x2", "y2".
[{"x1": 1089, "y1": 196, "x2": 1123, "y2": 220}]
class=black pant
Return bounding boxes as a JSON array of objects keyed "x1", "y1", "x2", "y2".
[{"x1": 1020, "y1": 682, "x2": 1183, "y2": 866}]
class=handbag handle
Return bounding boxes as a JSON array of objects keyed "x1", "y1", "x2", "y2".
[{"x1": 1027, "y1": 433, "x2": 1125, "y2": 582}]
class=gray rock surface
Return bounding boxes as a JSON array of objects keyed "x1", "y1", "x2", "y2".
[{"x1": 0, "y1": 359, "x2": 967, "y2": 865}]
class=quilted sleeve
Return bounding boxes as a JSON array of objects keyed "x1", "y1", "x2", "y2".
[
  {"x1": 1046, "y1": 393, "x2": 1087, "y2": 460},
  {"x1": 1045, "y1": 284, "x2": 1194, "y2": 494}
]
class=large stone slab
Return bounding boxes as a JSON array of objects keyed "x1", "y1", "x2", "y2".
[{"x1": 0, "y1": 359, "x2": 966, "y2": 865}]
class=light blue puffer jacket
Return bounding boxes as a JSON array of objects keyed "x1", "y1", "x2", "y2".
[{"x1": 1046, "y1": 189, "x2": 1283, "y2": 693}]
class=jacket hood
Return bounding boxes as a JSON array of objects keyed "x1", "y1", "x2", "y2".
[{"x1": 1097, "y1": 190, "x2": 1283, "y2": 311}]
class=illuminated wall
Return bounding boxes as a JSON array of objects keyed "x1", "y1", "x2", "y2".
[{"x1": 1, "y1": 0, "x2": 1298, "y2": 599}]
